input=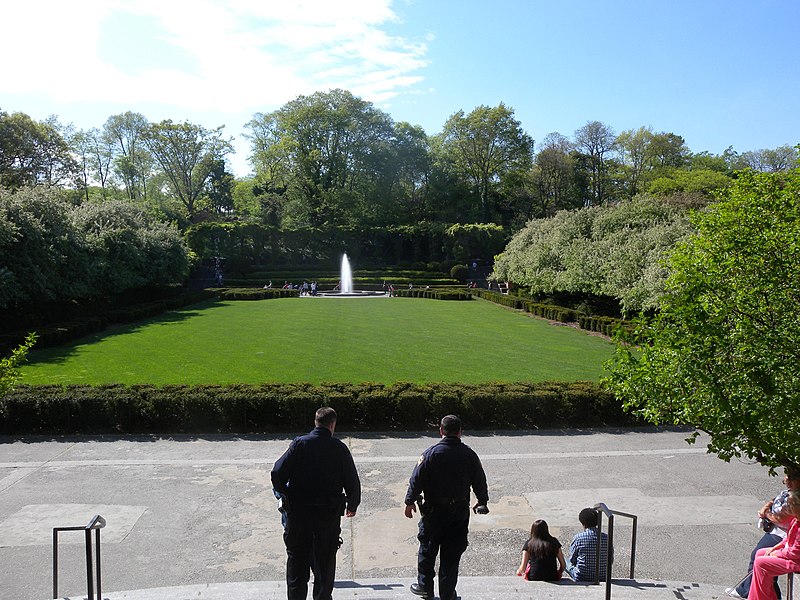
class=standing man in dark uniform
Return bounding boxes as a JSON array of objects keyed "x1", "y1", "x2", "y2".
[
  {"x1": 404, "y1": 415, "x2": 489, "y2": 600},
  {"x1": 271, "y1": 407, "x2": 361, "y2": 600}
]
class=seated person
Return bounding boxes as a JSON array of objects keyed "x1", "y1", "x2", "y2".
[
  {"x1": 750, "y1": 488, "x2": 800, "y2": 600},
  {"x1": 727, "y1": 466, "x2": 800, "y2": 599},
  {"x1": 516, "y1": 519, "x2": 565, "y2": 581},
  {"x1": 567, "y1": 507, "x2": 612, "y2": 582}
]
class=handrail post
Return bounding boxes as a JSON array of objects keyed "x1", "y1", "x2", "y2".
[
  {"x1": 85, "y1": 528, "x2": 94, "y2": 599},
  {"x1": 605, "y1": 513, "x2": 614, "y2": 600},
  {"x1": 52, "y1": 514, "x2": 105, "y2": 600},
  {"x1": 96, "y1": 526, "x2": 102, "y2": 600},
  {"x1": 629, "y1": 515, "x2": 637, "y2": 579},
  {"x1": 52, "y1": 529, "x2": 59, "y2": 600},
  {"x1": 593, "y1": 503, "x2": 638, "y2": 600}
]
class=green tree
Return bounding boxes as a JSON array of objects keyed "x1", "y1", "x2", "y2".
[
  {"x1": 246, "y1": 89, "x2": 396, "y2": 228},
  {"x1": 143, "y1": 120, "x2": 233, "y2": 220},
  {"x1": 0, "y1": 110, "x2": 79, "y2": 189},
  {"x1": 72, "y1": 127, "x2": 115, "y2": 200},
  {"x1": 733, "y1": 145, "x2": 799, "y2": 172},
  {"x1": 103, "y1": 112, "x2": 153, "y2": 201},
  {"x1": 437, "y1": 103, "x2": 533, "y2": 222},
  {"x1": 604, "y1": 169, "x2": 800, "y2": 470},
  {"x1": 615, "y1": 126, "x2": 654, "y2": 199},
  {"x1": 204, "y1": 159, "x2": 235, "y2": 215},
  {"x1": 573, "y1": 120, "x2": 616, "y2": 206},
  {"x1": 530, "y1": 132, "x2": 579, "y2": 217}
]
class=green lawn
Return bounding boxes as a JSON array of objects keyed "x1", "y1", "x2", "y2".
[{"x1": 20, "y1": 297, "x2": 615, "y2": 385}]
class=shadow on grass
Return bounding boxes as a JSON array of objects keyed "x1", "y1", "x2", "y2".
[{"x1": 23, "y1": 299, "x2": 224, "y2": 367}]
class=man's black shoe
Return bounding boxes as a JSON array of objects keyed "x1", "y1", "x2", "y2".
[{"x1": 410, "y1": 583, "x2": 432, "y2": 598}]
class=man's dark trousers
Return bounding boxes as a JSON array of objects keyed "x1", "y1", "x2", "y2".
[
  {"x1": 416, "y1": 505, "x2": 469, "y2": 600},
  {"x1": 284, "y1": 504, "x2": 341, "y2": 600}
]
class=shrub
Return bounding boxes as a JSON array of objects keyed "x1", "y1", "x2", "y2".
[
  {"x1": 0, "y1": 381, "x2": 638, "y2": 434},
  {"x1": 450, "y1": 264, "x2": 469, "y2": 282}
]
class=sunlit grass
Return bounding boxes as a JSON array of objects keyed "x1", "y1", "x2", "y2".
[{"x1": 20, "y1": 297, "x2": 614, "y2": 385}]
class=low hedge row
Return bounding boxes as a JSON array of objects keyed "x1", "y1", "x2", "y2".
[
  {"x1": 394, "y1": 288, "x2": 472, "y2": 301},
  {"x1": 0, "y1": 381, "x2": 636, "y2": 434},
  {"x1": 470, "y1": 290, "x2": 627, "y2": 337},
  {"x1": 211, "y1": 287, "x2": 300, "y2": 300},
  {"x1": 0, "y1": 290, "x2": 216, "y2": 353},
  {"x1": 222, "y1": 277, "x2": 457, "y2": 288}
]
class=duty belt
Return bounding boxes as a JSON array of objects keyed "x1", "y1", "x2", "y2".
[{"x1": 429, "y1": 497, "x2": 469, "y2": 505}]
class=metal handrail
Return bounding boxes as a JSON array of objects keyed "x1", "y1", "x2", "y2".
[
  {"x1": 53, "y1": 514, "x2": 106, "y2": 600},
  {"x1": 593, "y1": 503, "x2": 638, "y2": 600}
]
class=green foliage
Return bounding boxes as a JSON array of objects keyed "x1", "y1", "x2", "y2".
[
  {"x1": 246, "y1": 89, "x2": 400, "y2": 228},
  {"x1": 0, "y1": 186, "x2": 190, "y2": 311},
  {"x1": 492, "y1": 195, "x2": 693, "y2": 314},
  {"x1": 450, "y1": 264, "x2": 469, "y2": 282},
  {"x1": 0, "y1": 333, "x2": 36, "y2": 397},
  {"x1": 469, "y1": 289, "x2": 628, "y2": 336},
  {"x1": 437, "y1": 103, "x2": 533, "y2": 222},
  {"x1": 393, "y1": 287, "x2": 472, "y2": 300},
  {"x1": 445, "y1": 222, "x2": 508, "y2": 262},
  {"x1": 0, "y1": 381, "x2": 635, "y2": 434},
  {"x1": 648, "y1": 168, "x2": 732, "y2": 196},
  {"x1": 0, "y1": 111, "x2": 80, "y2": 189},
  {"x1": 604, "y1": 170, "x2": 800, "y2": 471},
  {"x1": 143, "y1": 119, "x2": 233, "y2": 218},
  {"x1": 213, "y1": 287, "x2": 299, "y2": 300}
]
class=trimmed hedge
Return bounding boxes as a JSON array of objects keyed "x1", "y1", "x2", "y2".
[
  {"x1": 0, "y1": 381, "x2": 637, "y2": 434},
  {"x1": 393, "y1": 288, "x2": 472, "y2": 301},
  {"x1": 211, "y1": 287, "x2": 300, "y2": 300},
  {"x1": 470, "y1": 289, "x2": 627, "y2": 336}
]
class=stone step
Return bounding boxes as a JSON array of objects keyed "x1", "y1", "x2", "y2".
[{"x1": 55, "y1": 576, "x2": 726, "y2": 600}]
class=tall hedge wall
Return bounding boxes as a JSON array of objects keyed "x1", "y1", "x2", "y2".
[{"x1": 0, "y1": 381, "x2": 637, "y2": 434}]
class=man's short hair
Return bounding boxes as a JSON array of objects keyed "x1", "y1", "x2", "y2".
[
  {"x1": 315, "y1": 407, "x2": 337, "y2": 428},
  {"x1": 440, "y1": 415, "x2": 462, "y2": 436},
  {"x1": 786, "y1": 465, "x2": 800, "y2": 481},
  {"x1": 578, "y1": 507, "x2": 599, "y2": 528}
]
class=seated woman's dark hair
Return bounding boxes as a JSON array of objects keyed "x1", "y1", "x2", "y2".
[{"x1": 527, "y1": 519, "x2": 559, "y2": 559}]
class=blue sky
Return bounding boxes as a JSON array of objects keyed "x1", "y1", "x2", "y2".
[{"x1": 1, "y1": 0, "x2": 798, "y2": 177}]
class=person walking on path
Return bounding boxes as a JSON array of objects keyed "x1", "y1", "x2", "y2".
[
  {"x1": 271, "y1": 407, "x2": 361, "y2": 600},
  {"x1": 403, "y1": 415, "x2": 489, "y2": 600}
]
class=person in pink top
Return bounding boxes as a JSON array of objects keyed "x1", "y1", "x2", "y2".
[{"x1": 750, "y1": 489, "x2": 800, "y2": 600}]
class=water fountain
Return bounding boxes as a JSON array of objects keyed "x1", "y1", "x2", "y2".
[
  {"x1": 317, "y1": 253, "x2": 385, "y2": 297},
  {"x1": 341, "y1": 253, "x2": 353, "y2": 293}
]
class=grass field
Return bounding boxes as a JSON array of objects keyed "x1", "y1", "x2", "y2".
[{"x1": 19, "y1": 297, "x2": 615, "y2": 385}]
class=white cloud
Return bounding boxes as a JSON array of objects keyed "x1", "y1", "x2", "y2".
[{"x1": 0, "y1": 0, "x2": 428, "y2": 114}]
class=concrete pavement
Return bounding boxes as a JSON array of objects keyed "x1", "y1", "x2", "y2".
[{"x1": 0, "y1": 427, "x2": 780, "y2": 600}]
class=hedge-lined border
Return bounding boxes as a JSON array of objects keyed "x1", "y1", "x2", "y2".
[
  {"x1": 393, "y1": 288, "x2": 472, "y2": 301},
  {"x1": 0, "y1": 381, "x2": 636, "y2": 434},
  {"x1": 470, "y1": 290, "x2": 628, "y2": 337},
  {"x1": 210, "y1": 287, "x2": 300, "y2": 300}
]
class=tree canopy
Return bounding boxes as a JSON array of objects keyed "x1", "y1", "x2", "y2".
[
  {"x1": 604, "y1": 169, "x2": 800, "y2": 471},
  {"x1": 492, "y1": 195, "x2": 693, "y2": 314}
]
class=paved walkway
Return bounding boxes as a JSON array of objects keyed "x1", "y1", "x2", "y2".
[{"x1": 0, "y1": 427, "x2": 778, "y2": 600}]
